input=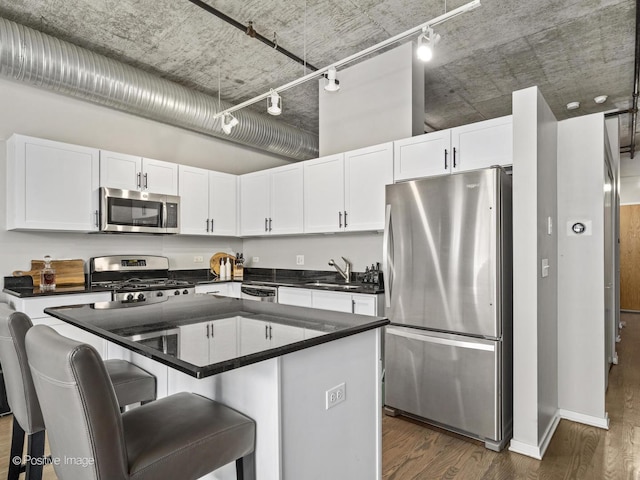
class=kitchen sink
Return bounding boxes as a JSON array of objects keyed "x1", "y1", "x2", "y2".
[{"x1": 305, "y1": 282, "x2": 360, "y2": 290}]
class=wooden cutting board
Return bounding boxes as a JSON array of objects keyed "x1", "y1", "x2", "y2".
[
  {"x1": 13, "y1": 259, "x2": 85, "y2": 287},
  {"x1": 209, "y1": 253, "x2": 235, "y2": 276}
]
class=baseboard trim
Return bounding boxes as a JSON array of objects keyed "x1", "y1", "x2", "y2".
[
  {"x1": 508, "y1": 411, "x2": 561, "y2": 460},
  {"x1": 558, "y1": 409, "x2": 609, "y2": 429}
]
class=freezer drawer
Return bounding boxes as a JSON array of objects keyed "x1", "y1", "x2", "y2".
[{"x1": 385, "y1": 326, "x2": 502, "y2": 442}]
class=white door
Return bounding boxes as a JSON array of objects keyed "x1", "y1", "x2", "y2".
[
  {"x1": 451, "y1": 116, "x2": 513, "y2": 173},
  {"x1": 239, "y1": 318, "x2": 270, "y2": 355},
  {"x1": 312, "y1": 291, "x2": 352, "y2": 313},
  {"x1": 178, "y1": 165, "x2": 210, "y2": 235},
  {"x1": 141, "y1": 158, "x2": 179, "y2": 195},
  {"x1": 240, "y1": 171, "x2": 270, "y2": 236},
  {"x1": 99, "y1": 150, "x2": 142, "y2": 190},
  {"x1": 270, "y1": 323, "x2": 305, "y2": 348},
  {"x1": 393, "y1": 130, "x2": 451, "y2": 181},
  {"x1": 278, "y1": 287, "x2": 313, "y2": 307},
  {"x1": 209, "y1": 172, "x2": 238, "y2": 236},
  {"x1": 209, "y1": 318, "x2": 238, "y2": 363},
  {"x1": 270, "y1": 164, "x2": 304, "y2": 235},
  {"x1": 303, "y1": 154, "x2": 345, "y2": 233},
  {"x1": 352, "y1": 294, "x2": 377, "y2": 316},
  {"x1": 179, "y1": 323, "x2": 210, "y2": 366},
  {"x1": 344, "y1": 142, "x2": 393, "y2": 231},
  {"x1": 604, "y1": 160, "x2": 616, "y2": 381}
]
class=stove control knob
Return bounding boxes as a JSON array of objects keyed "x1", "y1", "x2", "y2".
[
  {"x1": 137, "y1": 293, "x2": 145, "y2": 301},
  {"x1": 126, "y1": 293, "x2": 134, "y2": 301},
  {"x1": 174, "y1": 290, "x2": 180, "y2": 295},
  {"x1": 156, "y1": 291, "x2": 164, "y2": 297},
  {"x1": 183, "y1": 289, "x2": 189, "y2": 295}
]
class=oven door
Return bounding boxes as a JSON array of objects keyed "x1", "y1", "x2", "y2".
[{"x1": 100, "y1": 187, "x2": 180, "y2": 234}]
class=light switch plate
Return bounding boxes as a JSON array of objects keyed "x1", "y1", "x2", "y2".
[
  {"x1": 541, "y1": 258, "x2": 549, "y2": 278},
  {"x1": 296, "y1": 255, "x2": 305, "y2": 265}
]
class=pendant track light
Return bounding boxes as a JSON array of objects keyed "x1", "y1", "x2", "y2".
[
  {"x1": 267, "y1": 90, "x2": 282, "y2": 115},
  {"x1": 324, "y1": 67, "x2": 340, "y2": 92},
  {"x1": 416, "y1": 26, "x2": 440, "y2": 62},
  {"x1": 221, "y1": 112, "x2": 239, "y2": 134}
]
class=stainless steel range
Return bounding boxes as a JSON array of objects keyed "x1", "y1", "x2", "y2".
[{"x1": 89, "y1": 255, "x2": 195, "y2": 302}]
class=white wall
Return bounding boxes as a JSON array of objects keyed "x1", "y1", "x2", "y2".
[
  {"x1": 243, "y1": 232, "x2": 383, "y2": 272},
  {"x1": 510, "y1": 86, "x2": 559, "y2": 459},
  {"x1": 0, "y1": 79, "x2": 288, "y2": 290},
  {"x1": 318, "y1": 42, "x2": 424, "y2": 156},
  {"x1": 556, "y1": 113, "x2": 608, "y2": 426}
]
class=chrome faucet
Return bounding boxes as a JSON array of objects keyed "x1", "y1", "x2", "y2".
[{"x1": 328, "y1": 257, "x2": 352, "y2": 283}]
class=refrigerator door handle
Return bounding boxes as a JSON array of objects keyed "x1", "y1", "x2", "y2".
[
  {"x1": 386, "y1": 327, "x2": 496, "y2": 352},
  {"x1": 383, "y1": 204, "x2": 393, "y2": 308}
]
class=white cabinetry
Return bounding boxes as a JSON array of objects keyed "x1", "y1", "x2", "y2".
[
  {"x1": 239, "y1": 318, "x2": 305, "y2": 355},
  {"x1": 304, "y1": 143, "x2": 393, "y2": 233},
  {"x1": 7, "y1": 134, "x2": 100, "y2": 232},
  {"x1": 179, "y1": 318, "x2": 238, "y2": 365},
  {"x1": 194, "y1": 283, "x2": 241, "y2": 298},
  {"x1": 100, "y1": 150, "x2": 178, "y2": 195},
  {"x1": 7, "y1": 292, "x2": 112, "y2": 356},
  {"x1": 178, "y1": 165, "x2": 237, "y2": 236},
  {"x1": 240, "y1": 164, "x2": 303, "y2": 236},
  {"x1": 278, "y1": 287, "x2": 380, "y2": 316},
  {"x1": 393, "y1": 116, "x2": 512, "y2": 182}
]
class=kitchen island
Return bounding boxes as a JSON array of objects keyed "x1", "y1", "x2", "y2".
[{"x1": 45, "y1": 294, "x2": 388, "y2": 480}]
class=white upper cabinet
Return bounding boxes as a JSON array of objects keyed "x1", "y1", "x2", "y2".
[
  {"x1": 450, "y1": 115, "x2": 513, "y2": 173},
  {"x1": 100, "y1": 150, "x2": 178, "y2": 195},
  {"x1": 304, "y1": 143, "x2": 393, "y2": 233},
  {"x1": 393, "y1": 130, "x2": 451, "y2": 181},
  {"x1": 393, "y1": 115, "x2": 513, "y2": 182},
  {"x1": 178, "y1": 165, "x2": 237, "y2": 236},
  {"x1": 344, "y1": 142, "x2": 393, "y2": 231},
  {"x1": 240, "y1": 164, "x2": 303, "y2": 236},
  {"x1": 303, "y1": 153, "x2": 345, "y2": 234},
  {"x1": 7, "y1": 134, "x2": 100, "y2": 232}
]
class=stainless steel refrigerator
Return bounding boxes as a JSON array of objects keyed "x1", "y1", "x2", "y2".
[{"x1": 383, "y1": 167, "x2": 512, "y2": 451}]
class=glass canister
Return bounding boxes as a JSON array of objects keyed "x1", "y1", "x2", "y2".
[{"x1": 40, "y1": 255, "x2": 56, "y2": 291}]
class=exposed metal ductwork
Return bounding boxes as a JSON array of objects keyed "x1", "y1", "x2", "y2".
[{"x1": 0, "y1": 17, "x2": 319, "y2": 160}]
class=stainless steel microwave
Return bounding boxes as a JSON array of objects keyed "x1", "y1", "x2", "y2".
[{"x1": 99, "y1": 187, "x2": 180, "y2": 234}]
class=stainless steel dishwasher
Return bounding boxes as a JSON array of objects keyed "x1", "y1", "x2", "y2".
[{"x1": 240, "y1": 284, "x2": 278, "y2": 302}]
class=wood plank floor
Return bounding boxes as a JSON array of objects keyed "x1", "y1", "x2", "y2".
[{"x1": 1, "y1": 313, "x2": 639, "y2": 479}]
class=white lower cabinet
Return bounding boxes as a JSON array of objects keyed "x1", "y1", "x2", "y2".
[
  {"x1": 278, "y1": 287, "x2": 380, "y2": 316},
  {"x1": 7, "y1": 292, "x2": 112, "y2": 357},
  {"x1": 239, "y1": 318, "x2": 305, "y2": 355},
  {"x1": 179, "y1": 318, "x2": 238, "y2": 365},
  {"x1": 194, "y1": 283, "x2": 241, "y2": 298}
]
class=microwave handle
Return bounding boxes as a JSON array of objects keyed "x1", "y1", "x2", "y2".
[{"x1": 162, "y1": 203, "x2": 168, "y2": 229}]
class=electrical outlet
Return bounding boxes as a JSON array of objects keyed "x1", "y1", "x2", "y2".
[
  {"x1": 193, "y1": 256, "x2": 204, "y2": 263},
  {"x1": 252, "y1": 256, "x2": 259, "y2": 263},
  {"x1": 296, "y1": 255, "x2": 305, "y2": 266},
  {"x1": 326, "y1": 382, "x2": 346, "y2": 410}
]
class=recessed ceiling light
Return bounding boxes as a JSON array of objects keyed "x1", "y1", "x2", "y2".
[
  {"x1": 594, "y1": 95, "x2": 608, "y2": 104},
  {"x1": 566, "y1": 101, "x2": 580, "y2": 110}
]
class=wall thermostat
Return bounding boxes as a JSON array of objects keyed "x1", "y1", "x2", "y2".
[{"x1": 572, "y1": 222, "x2": 586, "y2": 234}]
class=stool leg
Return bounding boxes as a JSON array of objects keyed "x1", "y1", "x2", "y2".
[
  {"x1": 235, "y1": 458, "x2": 243, "y2": 480},
  {"x1": 24, "y1": 431, "x2": 45, "y2": 480},
  {"x1": 7, "y1": 419, "x2": 25, "y2": 480},
  {"x1": 236, "y1": 453, "x2": 255, "y2": 480}
]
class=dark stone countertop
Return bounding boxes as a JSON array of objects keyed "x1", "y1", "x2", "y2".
[{"x1": 44, "y1": 294, "x2": 388, "y2": 378}]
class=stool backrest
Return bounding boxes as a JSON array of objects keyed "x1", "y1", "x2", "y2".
[
  {"x1": 25, "y1": 325, "x2": 129, "y2": 480},
  {"x1": 0, "y1": 304, "x2": 45, "y2": 434}
]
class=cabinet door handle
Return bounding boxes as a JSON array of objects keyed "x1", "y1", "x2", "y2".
[
  {"x1": 137, "y1": 172, "x2": 141, "y2": 189},
  {"x1": 210, "y1": 219, "x2": 214, "y2": 232},
  {"x1": 269, "y1": 217, "x2": 272, "y2": 232},
  {"x1": 352, "y1": 299, "x2": 356, "y2": 313},
  {"x1": 344, "y1": 211, "x2": 348, "y2": 228},
  {"x1": 265, "y1": 218, "x2": 268, "y2": 232},
  {"x1": 265, "y1": 324, "x2": 269, "y2": 339},
  {"x1": 453, "y1": 147, "x2": 457, "y2": 169},
  {"x1": 206, "y1": 219, "x2": 210, "y2": 232},
  {"x1": 339, "y1": 211, "x2": 342, "y2": 228},
  {"x1": 444, "y1": 149, "x2": 448, "y2": 170},
  {"x1": 210, "y1": 323, "x2": 214, "y2": 338},
  {"x1": 206, "y1": 324, "x2": 210, "y2": 338},
  {"x1": 269, "y1": 325, "x2": 273, "y2": 340},
  {"x1": 143, "y1": 173, "x2": 148, "y2": 189},
  {"x1": 95, "y1": 210, "x2": 99, "y2": 228}
]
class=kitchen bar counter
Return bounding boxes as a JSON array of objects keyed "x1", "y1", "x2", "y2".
[
  {"x1": 44, "y1": 294, "x2": 385, "y2": 480},
  {"x1": 44, "y1": 294, "x2": 387, "y2": 378}
]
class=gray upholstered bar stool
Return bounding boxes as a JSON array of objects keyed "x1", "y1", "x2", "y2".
[
  {"x1": 0, "y1": 305, "x2": 157, "y2": 480},
  {"x1": 25, "y1": 325, "x2": 256, "y2": 480}
]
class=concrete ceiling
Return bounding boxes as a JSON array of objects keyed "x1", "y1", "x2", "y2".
[{"x1": 0, "y1": 0, "x2": 635, "y2": 150}]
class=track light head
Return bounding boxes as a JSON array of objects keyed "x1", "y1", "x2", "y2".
[
  {"x1": 221, "y1": 113, "x2": 239, "y2": 134},
  {"x1": 267, "y1": 90, "x2": 282, "y2": 115},
  {"x1": 416, "y1": 27, "x2": 440, "y2": 62},
  {"x1": 324, "y1": 67, "x2": 340, "y2": 92}
]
